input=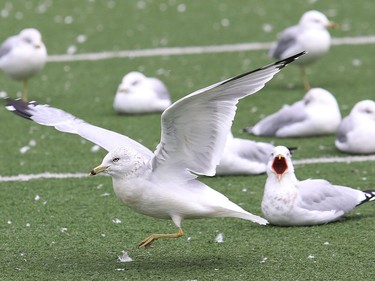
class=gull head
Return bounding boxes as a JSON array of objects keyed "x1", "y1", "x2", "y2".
[
  {"x1": 299, "y1": 10, "x2": 337, "y2": 30},
  {"x1": 303, "y1": 88, "x2": 339, "y2": 107},
  {"x1": 351, "y1": 100, "x2": 375, "y2": 122},
  {"x1": 118, "y1": 71, "x2": 146, "y2": 94},
  {"x1": 19, "y1": 28, "x2": 45, "y2": 49},
  {"x1": 90, "y1": 146, "x2": 145, "y2": 178},
  {"x1": 268, "y1": 146, "x2": 293, "y2": 180}
]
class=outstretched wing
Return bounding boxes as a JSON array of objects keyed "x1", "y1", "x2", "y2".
[
  {"x1": 152, "y1": 52, "x2": 305, "y2": 177},
  {"x1": 5, "y1": 98, "x2": 153, "y2": 158}
]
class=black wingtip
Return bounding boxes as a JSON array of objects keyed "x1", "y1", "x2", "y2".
[
  {"x1": 357, "y1": 190, "x2": 375, "y2": 206},
  {"x1": 273, "y1": 51, "x2": 307, "y2": 70},
  {"x1": 4, "y1": 98, "x2": 37, "y2": 120}
]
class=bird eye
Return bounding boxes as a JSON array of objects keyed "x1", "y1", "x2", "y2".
[
  {"x1": 113, "y1": 157, "x2": 120, "y2": 162},
  {"x1": 23, "y1": 38, "x2": 32, "y2": 44},
  {"x1": 131, "y1": 80, "x2": 140, "y2": 86}
]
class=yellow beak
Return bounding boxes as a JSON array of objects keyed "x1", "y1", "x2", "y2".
[
  {"x1": 327, "y1": 21, "x2": 338, "y2": 29},
  {"x1": 89, "y1": 165, "x2": 109, "y2": 176}
]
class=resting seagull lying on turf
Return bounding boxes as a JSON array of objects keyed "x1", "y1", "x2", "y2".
[
  {"x1": 215, "y1": 131, "x2": 276, "y2": 176},
  {"x1": 244, "y1": 88, "x2": 341, "y2": 137},
  {"x1": 113, "y1": 71, "x2": 172, "y2": 114},
  {"x1": 5, "y1": 52, "x2": 303, "y2": 248},
  {"x1": 261, "y1": 146, "x2": 375, "y2": 226},
  {"x1": 335, "y1": 100, "x2": 375, "y2": 154}
]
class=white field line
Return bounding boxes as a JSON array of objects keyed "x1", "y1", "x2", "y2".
[
  {"x1": 1, "y1": 155, "x2": 374, "y2": 182},
  {"x1": 47, "y1": 35, "x2": 375, "y2": 62}
]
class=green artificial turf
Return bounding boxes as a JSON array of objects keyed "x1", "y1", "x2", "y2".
[{"x1": 1, "y1": 1, "x2": 374, "y2": 280}]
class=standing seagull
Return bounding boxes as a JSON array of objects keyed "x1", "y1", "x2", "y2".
[
  {"x1": 269, "y1": 10, "x2": 337, "y2": 90},
  {"x1": 335, "y1": 100, "x2": 375, "y2": 154},
  {"x1": 113, "y1": 71, "x2": 172, "y2": 114},
  {"x1": 244, "y1": 88, "x2": 341, "y2": 137},
  {"x1": 6, "y1": 53, "x2": 303, "y2": 248},
  {"x1": 261, "y1": 146, "x2": 375, "y2": 226},
  {"x1": 0, "y1": 28, "x2": 47, "y2": 101}
]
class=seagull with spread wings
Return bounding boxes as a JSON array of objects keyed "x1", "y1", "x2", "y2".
[{"x1": 6, "y1": 52, "x2": 303, "y2": 248}]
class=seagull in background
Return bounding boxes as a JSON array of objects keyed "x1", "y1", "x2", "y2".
[
  {"x1": 335, "y1": 100, "x2": 375, "y2": 154},
  {"x1": 244, "y1": 88, "x2": 341, "y2": 137},
  {"x1": 0, "y1": 28, "x2": 47, "y2": 101},
  {"x1": 113, "y1": 71, "x2": 172, "y2": 114},
  {"x1": 269, "y1": 10, "x2": 337, "y2": 90},
  {"x1": 215, "y1": 131, "x2": 275, "y2": 176},
  {"x1": 5, "y1": 53, "x2": 304, "y2": 248},
  {"x1": 261, "y1": 146, "x2": 375, "y2": 226}
]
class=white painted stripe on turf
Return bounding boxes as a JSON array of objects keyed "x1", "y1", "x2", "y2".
[
  {"x1": 293, "y1": 154, "x2": 375, "y2": 165},
  {"x1": 47, "y1": 35, "x2": 375, "y2": 62},
  {"x1": 0, "y1": 172, "x2": 89, "y2": 182},
  {"x1": 1, "y1": 155, "x2": 374, "y2": 182}
]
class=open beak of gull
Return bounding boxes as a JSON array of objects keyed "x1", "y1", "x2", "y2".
[
  {"x1": 272, "y1": 154, "x2": 288, "y2": 181},
  {"x1": 90, "y1": 165, "x2": 109, "y2": 176}
]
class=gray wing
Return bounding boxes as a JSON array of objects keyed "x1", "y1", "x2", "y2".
[
  {"x1": 5, "y1": 99, "x2": 154, "y2": 158},
  {"x1": 297, "y1": 179, "x2": 363, "y2": 212},
  {"x1": 152, "y1": 53, "x2": 305, "y2": 177},
  {"x1": 269, "y1": 26, "x2": 300, "y2": 59},
  {"x1": 0, "y1": 36, "x2": 17, "y2": 58},
  {"x1": 336, "y1": 116, "x2": 354, "y2": 143},
  {"x1": 149, "y1": 78, "x2": 171, "y2": 100},
  {"x1": 250, "y1": 101, "x2": 308, "y2": 136},
  {"x1": 234, "y1": 138, "x2": 274, "y2": 163}
]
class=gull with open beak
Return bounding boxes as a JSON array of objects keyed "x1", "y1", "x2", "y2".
[{"x1": 261, "y1": 146, "x2": 375, "y2": 226}]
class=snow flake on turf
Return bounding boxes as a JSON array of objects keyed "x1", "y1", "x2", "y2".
[
  {"x1": 76, "y1": 34, "x2": 87, "y2": 44},
  {"x1": 60, "y1": 227, "x2": 68, "y2": 233},
  {"x1": 0, "y1": 91, "x2": 7, "y2": 98},
  {"x1": 112, "y1": 218, "x2": 122, "y2": 224},
  {"x1": 91, "y1": 145, "x2": 100, "y2": 153},
  {"x1": 262, "y1": 23, "x2": 273, "y2": 33},
  {"x1": 67, "y1": 45, "x2": 77, "y2": 55},
  {"x1": 177, "y1": 3, "x2": 186, "y2": 13},
  {"x1": 117, "y1": 251, "x2": 134, "y2": 263},
  {"x1": 19, "y1": 139, "x2": 37, "y2": 154},
  {"x1": 19, "y1": 146, "x2": 30, "y2": 154},
  {"x1": 260, "y1": 257, "x2": 268, "y2": 263},
  {"x1": 352, "y1": 59, "x2": 362, "y2": 67},
  {"x1": 215, "y1": 233, "x2": 224, "y2": 243},
  {"x1": 34, "y1": 195, "x2": 40, "y2": 201},
  {"x1": 323, "y1": 241, "x2": 330, "y2": 245},
  {"x1": 308, "y1": 254, "x2": 315, "y2": 259}
]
